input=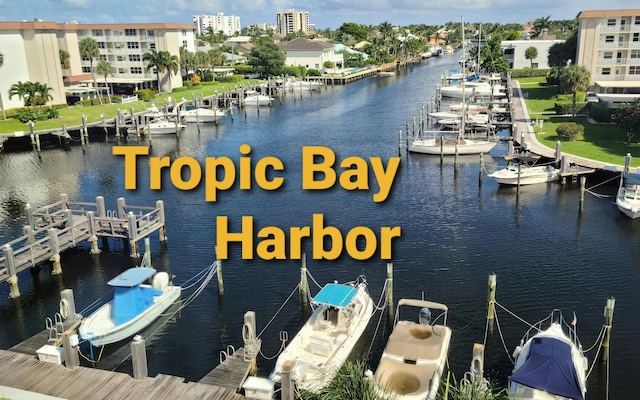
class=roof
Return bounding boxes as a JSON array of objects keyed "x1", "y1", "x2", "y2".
[
  {"x1": 277, "y1": 37, "x2": 334, "y2": 51},
  {"x1": 0, "y1": 21, "x2": 196, "y2": 31},
  {"x1": 509, "y1": 336, "x2": 584, "y2": 400},
  {"x1": 108, "y1": 267, "x2": 156, "y2": 287},
  {"x1": 576, "y1": 9, "x2": 640, "y2": 19},
  {"x1": 312, "y1": 283, "x2": 358, "y2": 309}
]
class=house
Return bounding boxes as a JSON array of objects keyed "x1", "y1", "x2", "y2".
[
  {"x1": 576, "y1": 9, "x2": 640, "y2": 107},
  {"x1": 277, "y1": 37, "x2": 344, "y2": 72},
  {"x1": 501, "y1": 39, "x2": 565, "y2": 69}
]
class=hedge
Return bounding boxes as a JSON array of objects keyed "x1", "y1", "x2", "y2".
[
  {"x1": 590, "y1": 103, "x2": 613, "y2": 123},
  {"x1": 215, "y1": 74, "x2": 244, "y2": 83},
  {"x1": 134, "y1": 88, "x2": 156, "y2": 101},
  {"x1": 510, "y1": 68, "x2": 551, "y2": 78},
  {"x1": 554, "y1": 101, "x2": 588, "y2": 115}
]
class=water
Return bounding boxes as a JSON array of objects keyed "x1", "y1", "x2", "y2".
[{"x1": 0, "y1": 55, "x2": 636, "y2": 399}]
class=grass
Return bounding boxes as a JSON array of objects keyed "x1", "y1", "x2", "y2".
[
  {"x1": 517, "y1": 77, "x2": 640, "y2": 167},
  {"x1": 0, "y1": 79, "x2": 263, "y2": 134}
]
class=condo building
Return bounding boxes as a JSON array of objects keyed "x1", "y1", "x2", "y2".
[
  {"x1": 276, "y1": 9, "x2": 310, "y2": 36},
  {"x1": 576, "y1": 9, "x2": 640, "y2": 106},
  {"x1": 0, "y1": 20, "x2": 196, "y2": 110},
  {"x1": 193, "y1": 13, "x2": 241, "y2": 37}
]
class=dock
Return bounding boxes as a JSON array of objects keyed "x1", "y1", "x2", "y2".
[
  {"x1": 0, "y1": 194, "x2": 167, "y2": 297},
  {"x1": 0, "y1": 349, "x2": 247, "y2": 400},
  {"x1": 199, "y1": 346, "x2": 257, "y2": 390}
]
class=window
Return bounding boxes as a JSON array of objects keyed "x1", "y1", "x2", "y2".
[
  {"x1": 129, "y1": 54, "x2": 141, "y2": 62},
  {"x1": 605, "y1": 35, "x2": 614, "y2": 43},
  {"x1": 98, "y1": 42, "x2": 105, "y2": 49},
  {"x1": 630, "y1": 66, "x2": 640, "y2": 75},
  {"x1": 503, "y1": 48, "x2": 514, "y2": 55},
  {"x1": 118, "y1": 68, "x2": 126, "y2": 74},
  {"x1": 117, "y1": 56, "x2": 125, "y2": 62},
  {"x1": 125, "y1": 29, "x2": 137, "y2": 36},
  {"x1": 99, "y1": 55, "x2": 107, "y2": 61},
  {"x1": 607, "y1": 19, "x2": 616, "y2": 26},
  {"x1": 631, "y1": 50, "x2": 640, "y2": 59},
  {"x1": 634, "y1": 33, "x2": 639, "y2": 42},
  {"x1": 635, "y1": 16, "x2": 640, "y2": 25},
  {"x1": 131, "y1": 67, "x2": 143, "y2": 74},
  {"x1": 602, "y1": 67, "x2": 611, "y2": 75},
  {"x1": 147, "y1": 30, "x2": 155, "y2": 37},
  {"x1": 81, "y1": 56, "x2": 90, "y2": 62},
  {"x1": 150, "y1": 43, "x2": 156, "y2": 50},
  {"x1": 82, "y1": 66, "x2": 91, "y2": 73},
  {"x1": 127, "y1": 42, "x2": 139, "y2": 49},
  {"x1": 603, "y1": 52, "x2": 613, "y2": 59},
  {"x1": 92, "y1": 29, "x2": 103, "y2": 36},
  {"x1": 182, "y1": 29, "x2": 187, "y2": 35},
  {"x1": 182, "y1": 40, "x2": 187, "y2": 47}
]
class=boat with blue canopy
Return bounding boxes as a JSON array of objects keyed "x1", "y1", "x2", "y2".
[
  {"x1": 78, "y1": 267, "x2": 181, "y2": 346},
  {"x1": 268, "y1": 275, "x2": 373, "y2": 393}
]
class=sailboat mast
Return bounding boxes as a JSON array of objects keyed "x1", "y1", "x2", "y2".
[{"x1": 460, "y1": 16, "x2": 465, "y2": 139}]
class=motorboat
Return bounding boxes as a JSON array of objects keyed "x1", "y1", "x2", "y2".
[
  {"x1": 409, "y1": 135, "x2": 497, "y2": 155},
  {"x1": 242, "y1": 89, "x2": 272, "y2": 106},
  {"x1": 509, "y1": 310, "x2": 588, "y2": 400},
  {"x1": 372, "y1": 299, "x2": 451, "y2": 400},
  {"x1": 285, "y1": 79, "x2": 322, "y2": 91},
  {"x1": 78, "y1": 267, "x2": 181, "y2": 346},
  {"x1": 180, "y1": 107, "x2": 226, "y2": 123},
  {"x1": 488, "y1": 162, "x2": 560, "y2": 186},
  {"x1": 269, "y1": 275, "x2": 374, "y2": 393},
  {"x1": 616, "y1": 171, "x2": 640, "y2": 219},
  {"x1": 440, "y1": 82, "x2": 506, "y2": 100},
  {"x1": 145, "y1": 116, "x2": 186, "y2": 135}
]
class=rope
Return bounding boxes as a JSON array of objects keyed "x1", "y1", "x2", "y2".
[
  {"x1": 365, "y1": 302, "x2": 387, "y2": 360},
  {"x1": 372, "y1": 278, "x2": 390, "y2": 312},
  {"x1": 256, "y1": 284, "x2": 299, "y2": 339},
  {"x1": 305, "y1": 269, "x2": 323, "y2": 290},
  {"x1": 492, "y1": 307, "x2": 515, "y2": 365}
]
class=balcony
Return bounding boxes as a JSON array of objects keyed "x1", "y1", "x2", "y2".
[{"x1": 595, "y1": 74, "x2": 640, "y2": 81}]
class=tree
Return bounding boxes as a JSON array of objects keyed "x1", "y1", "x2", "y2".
[
  {"x1": 524, "y1": 46, "x2": 538, "y2": 76},
  {"x1": 33, "y1": 82, "x2": 53, "y2": 112},
  {"x1": 96, "y1": 60, "x2": 112, "y2": 104},
  {"x1": 8, "y1": 81, "x2": 37, "y2": 110},
  {"x1": 78, "y1": 37, "x2": 103, "y2": 106},
  {"x1": 559, "y1": 65, "x2": 590, "y2": 117},
  {"x1": 613, "y1": 100, "x2": 640, "y2": 145},
  {"x1": 0, "y1": 51, "x2": 4, "y2": 119},
  {"x1": 532, "y1": 16, "x2": 551, "y2": 38},
  {"x1": 548, "y1": 33, "x2": 577, "y2": 67},
  {"x1": 143, "y1": 49, "x2": 179, "y2": 92},
  {"x1": 59, "y1": 49, "x2": 70, "y2": 70},
  {"x1": 248, "y1": 37, "x2": 285, "y2": 77}
]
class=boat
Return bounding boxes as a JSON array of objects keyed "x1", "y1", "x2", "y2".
[
  {"x1": 440, "y1": 81, "x2": 506, "y2": 100},
  {"x1": 285, "y1": 79, "x2": 322, "y2": 91},
  {"x1": 269, "y1": 275, "x2": 374, "y2": 393},
  {"x1": 180, "y1": 106, "x2": 226, "y2": 123},
  {"x1": 242, "y1": 89, "x2": 272, "y2": 106},
  {"x1": 78, "y1": 267, "x2": 181, "y2": 346},
  {"x1": 488, "y1": 162, "x2": 560, "y2": 186},
  {"x1": 509, "y1": 309, "x2": 588, "y2": 400},
  {"x1": 372, "y1": 299, "x2": 451, "y2": 400},
  {"x1": 145, "y1": 116, "x2": 186, "y2": 135},
  {"x1": 616, "y1": 170, "x2": 640, "y2": 219}
]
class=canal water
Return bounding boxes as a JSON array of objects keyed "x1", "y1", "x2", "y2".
[{"x1": 0, "y1": 55, "x2": 636, "y2": 399}]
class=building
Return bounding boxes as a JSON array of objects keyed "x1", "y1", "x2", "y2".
[
  {"x1": 276, "y1": 9, "x2": 310, "y2": 36},
  {"x1": 501, "y1": 39, "x2": 565, "y2": 69},
  {"x1": 277, "y1": 37, "x2": 343, "y2": 73},
  {"x1": 193, "y1": 13, "x2": 241, "y2": 37},
  {"x1": 576, "y1": 9, "x2": 640, "y2": 107},
  {"x1": 0, "y1": 20, "x2": 196, "y2": 109}
]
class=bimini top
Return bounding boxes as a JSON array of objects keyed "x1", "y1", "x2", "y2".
[
  {"x1": 312, "y1": 283, "x2": 358, "y2": 309},
  {"x1": 623, "y1": 172, "x2": 640, "y2": 185},
  {"x1": 108, "y1": 267, "x2": 156, "y2": 287},
  {"x1": 509, "y1": 336, "x2": 584, "y2": 400}
]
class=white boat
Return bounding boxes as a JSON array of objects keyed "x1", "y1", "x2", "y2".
[
  {"x1": 269, "y1": 276, "x2": 374, "y2": 393},
  {"x1": 616, "y1": 171, "x2": 640, "y2": 219},
  {"x1": 488, "y1": 162, "x2": 560, "y2": 186},
  {"x1": 509, "y1": 310, "x2": 588, "y2": 400},
  {"x1": 373, "y1": 299, "x2": 451, "y2": 400},
  {"x1": 440, "y1": 82, "x2": 506, "y2": 100},
  {"x1": 242, "y1": 90, "x2": 272, "y2": 106},
  {"x1": 145, "y1": 116, "x2": 186, "y2": 135},
  {"x1": 78, "y1": 267, "x2": 181, "y2": 346},
  {"x1": 286, "y1": 79, "x2": 322, "y2": 91},
  {"x1": 180, "y1": 107, "x2": 225, "y2": 123},
  {"x1": 410, "y1": 134, "x2": 497, "y2": 155}
]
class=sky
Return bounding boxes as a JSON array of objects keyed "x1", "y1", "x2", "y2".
[{"x1": 1, "y1": 0, "x2": 639, "y2": 29}]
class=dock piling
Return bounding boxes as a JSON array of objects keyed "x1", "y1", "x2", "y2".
[
  {"x1": 60, "y1": 288, "x2": 78, "y2": 323},
  {"x1": 4, "y1": 246, "x2": 20, "y2": 298},
  {"x1": 157, "y1": 200, "x2": 167, "y2": 241},
  {"x1": 579, "y1": 176, "x2": 586, "y2": 212},
  {"x1": 300, "y1": 253, "x2": 308, "y2": 307},
  {"x1": 131, "y1": 335, "x2": 148, "y2": 379},
  {"x1": 479, "y1": 153, "x2": 484, "y2": 185},
  {"x1": 216, "y1": 246, "x2": 224, "y2": 296},
  {"x1": 487, "y1": 273, "x2": 496, "y2": 333},
  {"x1": 62, "y1": 330, "x2": 79, "y2": 369},
  {"x1": 127, "y1": 212, "x2": 139, "y2": 258},
  {"x1": 601, "y1": 296, "x2": 615, "y2": 363},
  {"x1": 48, "y1": 228, "x2": 62, "y2": 274},
  {"x1": 281, "y1": 360, "x2": 295, "y2": 400}
]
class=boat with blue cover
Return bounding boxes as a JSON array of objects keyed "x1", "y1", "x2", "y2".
[
  {"x1": 78, "y1": 267, "x2": 181, "y2": 346},
  {"x1": 509, "y1": 310, "x2": 588, "y2": 400},
  {"x1": 268, "y1": 275, "x2": 373, "y2": 393}
]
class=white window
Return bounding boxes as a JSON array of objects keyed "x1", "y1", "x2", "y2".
[
  {"x1": 607, "y1": 19, "x2": 616, "y2": 26},
  {"x1": 131, "y1": 67, "x2": 143, "y2": 74},
  {"x1": 127, "y1": 42, "x2": 139, "y2": 49},
  {"x1": 634, "y1": 33, "x2": 639, "y2": 42},
  {"x1": 82, "y1": 66, "x2": 91, "y2": 73},
  {"x1": 635, "y1": 16, "x2": 640, "y2": 25},
  {"x1": 129, "y1": 54, "x2": 141, "y2": 62},
  {"x1": 602, "y1": 67, "x2": 611, "y2": 75},
  {"x1": 603, "y1": 52, "x2": 613, "y2": 59},
  {"x1": 630, "y1": 66, "x2": 640, "y2": 75},
  {"x1": 605, "y1": 36, "x2": 614, "y2": 43},
  {"x1": 98, "y1": 42, "x2": 105, "y2": 49},
  {"x1": 99, "y1": 55, "x2": 107, "y2": 61},
  {"x1": 125, "y1": 29, "x2": 137, "y2": 36}
]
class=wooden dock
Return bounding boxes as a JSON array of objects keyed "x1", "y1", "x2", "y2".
[
  {"x1": 199, "y1": 346, "x2": 258, "y2": 391},
  {"x1": 0, "y1": 194, "x2": 167, "y2": 297},
  {"x1": 0, "y1": 349, "x2": 248, "y2": 400}
]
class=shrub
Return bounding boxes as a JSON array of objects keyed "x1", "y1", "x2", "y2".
[
  {"x1": 590, "y1": 103, "x2": 613, "y2": 123},
  {"x1": 190, "y1": 74, "x2": 201, "y2": 86},
  {"x1": 110, "y1": 95, "x2": 122, "y2": 104},
  {"x1": 557, "y1": 122, "x2": 584, "y2": 141},
  {"x1": 171, "y1": 86, "x2": 189, "y2": 93},
  {"x1": 554, "y1": 101, "x2": 588, "y2": 115},
  {"x1": 134, "y1": 88, "x2": 156, "y2": 101},
  {"x1": 307, "y1": 69, "x2": 322, "y2": 76},
  {"x1": 183, "y1": 79, "x2": 193, "y2": 89},
  {"x1": 16, "y1": 109, "x2": 38, "y2": 123},
  {"x1": 201, "y1": 70, "x2": 214, "y2": 82},
  {"x1": 233, "y1": 64, "x2": 256, "y2": 74},
  {"x1": 511, "y1": 68, "x2": 550, "y2": 78},
  {"x1": 45, "y1": 108, "x2": 59, "y2": 119},
  {"x1": 215, "y1": 74, "x2": 244, "y2": 83}
]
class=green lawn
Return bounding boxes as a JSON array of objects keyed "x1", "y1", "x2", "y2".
[
  {"x1": 518, "y1": 77, "x2": 640, "y2": 167},
  {"x1": 0, "y1": 80, "x2": 263, "y2": 134}
]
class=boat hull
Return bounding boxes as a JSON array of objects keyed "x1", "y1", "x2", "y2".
[
  {"x1": 79, "y1": 285, "x2": 181, "y2": 346},
  {"x1": 409, "y1": 138, "x2": 496, "y2": 155},
  {"x1": 488, "y1": 165, "x2": 560, "y2": 185},
  {"x1": 183, "y1": 109, "x2": 225, "y2": 123}
]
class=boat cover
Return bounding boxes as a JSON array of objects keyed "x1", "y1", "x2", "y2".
[
  {"x1": 108, "y1": 268, "x2": 162, "y2": 325},
  {"x1": 108, "y1": 267, "x2": 156, "y2": 287},
  {"x1": 312, "y1": 283, "x2": 357, "y2": 309},
  {"x1": 623, "y1": 172, "x2": 640, "y2": 185},
  {"x1": 509, "y1": 336, "x2": 584, "y2": 400}
]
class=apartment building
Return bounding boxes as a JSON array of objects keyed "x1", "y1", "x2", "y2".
[
  {"x1": 0, "y1": 20, "x2": 196, "y2": 109},
  {"x1": 193, "y1": 13, "x2": 241, "y2": 37},
  {"x1": 501, "y1": 39, "x2": 565, "y2": 69},
  {"x1": 276, "y1": 9, "x2": 310, "y2": 36},
  {"x1": 576, "y1": 9, "x2": 640, "y2": 106}
]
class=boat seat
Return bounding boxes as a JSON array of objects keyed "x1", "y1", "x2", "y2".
[
  {"x1": 307, "y1": 336, "x2": 332, "y2": 357},
  {"x1": 385, "y1": 323, "x2": 444, "y2": 361}
]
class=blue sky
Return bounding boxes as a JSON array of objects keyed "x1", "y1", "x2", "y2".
[{"x1": 2, "y1": 0, "x2": 639, "y2": 29}]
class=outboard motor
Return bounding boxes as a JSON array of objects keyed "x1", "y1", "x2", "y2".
[{"x1": 419, "y1": 307, "x2": 432, "y2": 325}]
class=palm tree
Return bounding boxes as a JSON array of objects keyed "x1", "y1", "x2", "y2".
[
  {"x1": 533, "y1": 16, "x2": 551, "y2": 39},
  {"x1": 33, "y1": 82, "x2": 53, "y2": 112},
  {"x1": 96, "y1": 60, "x2": 112, "y2": 104},
  {"x1": 0, "y1": 51, "x2": 5, "y2": 119},
  {"x1": 143, "y1": 49, "x2": 179, "y2": 92},
  {"x1": 8, "y1": 81, "x2": 37, "y2": 110},
  {"x1": 59, "y1": 49, "x2": 70, "y2": 70},
  {"x1": 78, "y1": 37, "x2": 103, "y2": 106},
  {"x1": 560, "y1": 65, "x2": 591, "y2": 117}
]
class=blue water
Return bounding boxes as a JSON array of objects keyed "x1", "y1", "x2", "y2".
[{"x1": 0, "y1": 55, "x2": 635, "y2": 399}]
